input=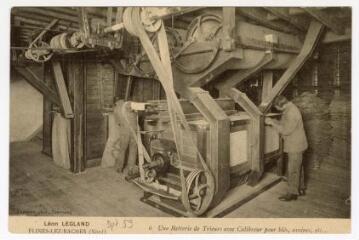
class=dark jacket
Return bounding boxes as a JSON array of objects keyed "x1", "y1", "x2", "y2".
[{"x1": 272, "y1": 102, "x2": 308, "y2": 153}]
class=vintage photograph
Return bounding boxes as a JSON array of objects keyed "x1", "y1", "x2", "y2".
[{"x1": 9, "y1": 6, "x2": 351, "y2": 229}]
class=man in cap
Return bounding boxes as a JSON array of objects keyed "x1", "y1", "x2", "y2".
[{"x1": 265, "y1": 95, "x2": 308, "y2": 201}]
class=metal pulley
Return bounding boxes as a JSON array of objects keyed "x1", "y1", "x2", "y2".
[
  {"x1": 50, "y1": 32, "x2": 85, "y2": 49},
  {"x1": 24, "y1": 31, "x2": 85, "y2": 63},
  {"x1": 136, "y1": 27, "x2": 183, "y2": 76},
  {"x1": 123, "y1": 7, "x2": 164, "y2": 37},
  {"x1": 171, "y1": 13, "x2": 223, "y2": 74},
  {"x1": 24, "y1": 41, "x2": 53, "y2": 63},
  {"x1": 186, "y1": 14, "x2": 223, "y2": 42},
  {"x1": 183, "y1": 169, "x2": 215, "y2": 215}
]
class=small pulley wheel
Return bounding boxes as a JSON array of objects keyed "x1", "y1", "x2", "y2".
[
  {"x1": 140, "y1": 7, "x2": 162, "y2": 33},
  {"x1": 25, "y1": 41, "x2": 53, "y2": 63}
]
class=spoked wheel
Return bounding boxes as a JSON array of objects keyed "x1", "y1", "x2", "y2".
[
  {"x1": 183, "y1": 169, "x2": 215, "y2": 215},
  {"x1": 25, "y1": 41, "x2": 53, "y2": 63}
]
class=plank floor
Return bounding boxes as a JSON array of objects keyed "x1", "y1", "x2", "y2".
[{"x1": 9, "y1": 141, "x2": 350, "y2": 218}]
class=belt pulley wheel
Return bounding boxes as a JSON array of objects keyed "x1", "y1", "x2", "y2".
[
  {"x1": 173, "y1": 13, "x2": 222, "y2": 74},
  {"x1": 123, "y1": 7, "x2": 162, "y2": 36},
  {"x1": 183, "y1": 169, "x2": 215, "y2": 216},
  {"x1": 25, "y1": 41, "x2": 53, "y2": 63},
  {"x1": 186, "y1": 14, "x2": 223, "y2": 42},
  {"x1": 137, "y1": 27, "x2": 183, "y2": 76}
]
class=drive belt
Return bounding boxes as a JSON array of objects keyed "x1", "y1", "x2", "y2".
[{"x1": 127, "y1": 7, "x2": 215, "y2": 216}]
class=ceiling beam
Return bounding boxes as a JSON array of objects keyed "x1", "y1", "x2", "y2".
[
  {"x1": 12, "y1": 11, "x2": 79, "y2": 27},
  {"x1": 13, "y1": 7, "x2": 79, "y2": 23},
  {"x1": 264, "y1": 7, "x2": 309, "y2": 32},
  {"x1": 13, "y1": 16, "x2": 78, "y2": 32},
  {"x1": 302, "y1": 7, "x2": 345, "y2": 35},
  {"x1": 238, "y1": 7, "x2": 300, "y2": 34}
]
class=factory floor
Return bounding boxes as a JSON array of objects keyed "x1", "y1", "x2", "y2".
[{"x1": 9, "y1": 141, "x2": 350, "y2": 218}]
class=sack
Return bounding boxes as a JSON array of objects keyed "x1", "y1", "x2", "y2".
[
  {"x1": 101, "y1": 113, "x2": 122, "y2": 167},
  {"x1": 52, "y1": 113, "x2": 71, "y2": 169}
]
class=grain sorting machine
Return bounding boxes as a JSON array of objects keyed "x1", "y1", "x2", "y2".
[{"x1": 13, "y1": 7, "x2": 329, "y2": 216}]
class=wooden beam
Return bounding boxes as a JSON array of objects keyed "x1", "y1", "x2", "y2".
[
  {"x1": 68, "y1": 56, "x2": 86, "y2": 173},
  {"x1": 216, "y1": 52, "x2": 274, "y2": 93},
  {"x1": 42, "y1": 63, "x2": 54, "y2": 156},
  {"x1": 264, "y1": 7, "x2": 308, "y2": 32},
  {"x1": 222, "y1": 7, "x2": 236, "y2": 51},
  {"x1": 15, "y1": 66, "x2": 60, "y2": 106},
  {"x1": 188, "y1": 87, "x2": 230, "y2": 206},
  {"x1": 260, "y1": 20, "x2": 324, "y2": 113},
  {"x1": 227, "y1": 88, "x2": 264, "y2": 186},
  {"x1": 124, "y1": 75, "x2": 133, "y2": 101},
  {"x1": 261, "y1": 71, "x2": 273, "y2": 101},
  {"x1": 15, "y1": 7, "x2": 79, "y2": 23},
  {"x1": 30, "y1": 19, "x2": 59, "y2": 46},
  {"x1": 107, "y1": 7, "x2": 113, "y2": 26},
  {"x1": 52, "y1": 61, "x2": 74, "y2": 118},
  {"x1": 13, "y1": 15, "x2": 78, "y2": 32},
  {"x1": 11, "y1": 11, "x2": 79, "y2": 28},
  {"x1": 303, "y1": 7, "x2": 345, "y2": 35},
  {"x1": 322, "y1": 29, "x2": 351, "y2": 44},
  {"x1": 238, "y1": 7, "x2": 300, "y2": 34},
  {"x1": 78, "y1": 7, "x2": 91, "y2": 40},
  {"x1": 228, "y1": 88, "x2": 262, "y2": 119}
]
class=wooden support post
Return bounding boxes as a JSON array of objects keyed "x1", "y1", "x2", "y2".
[
  {"x1": 124, "y1": 75, "x2": 133, "y2": 101},
  {"x1": 227, "y1": 88, "x2": 264, "y2": 186},
  {"x1": 14, "y1": 66, "x2": 60, "y2": 106},
  {"x1": 42, "y1": 64, "x2": 54, "y2": 156},
  {"x1": 260, "y1": 20, "x2": 324, "y2": 113},
  {"x1": 52, "y1": 61, "x2": 74, "y2": 118},
  {"x1": 222, "y1": 7, "x2": 236, "y2": 51},
  {"x1": 68, "y1": 56, "x2": 86, "y2": 173},
  {"x1": 261, "y1": 71, "x2": 273, "y2": 102},
  {"x1": 276, "y1": 136, "x2": 284, "y2": 176},
  {"x1": 187, "y1": 87, "x2": 230, "y2": 206},
  {"x1": 107, "y1": 7, "x2": 113, "y2": 26},
  {"x1": 78, "y1": 7, "x2": 90, "y2": 40}
]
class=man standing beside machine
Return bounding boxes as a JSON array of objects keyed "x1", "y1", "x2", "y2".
[{"x1": 265, "y1": 95, "x2": 308, "y2": 201}]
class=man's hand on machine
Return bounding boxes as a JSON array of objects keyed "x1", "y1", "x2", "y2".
[{"x1": 265, "y1": 117, "x2": 274, "y2": 126}]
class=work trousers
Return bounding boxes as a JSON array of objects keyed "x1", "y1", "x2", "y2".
[
  {"x1": 287, "y1": 152, "x2": 305, "y2": 195},
  {"x1": 114, "y1": 126, "x2": 138, "y2": 172}
]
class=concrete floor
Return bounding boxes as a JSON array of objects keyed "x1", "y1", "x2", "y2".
[{"x1": 9, "y1": 141, "x2": 351, "y2": 218}]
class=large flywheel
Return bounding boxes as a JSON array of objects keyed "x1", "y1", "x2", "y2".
[{"x1": 184, "y1": 169, "x2": 215, "y2": 215}]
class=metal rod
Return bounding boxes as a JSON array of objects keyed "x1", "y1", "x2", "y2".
[{"x1": 103, "y1": 22, "x2": 124, "y2": 33}]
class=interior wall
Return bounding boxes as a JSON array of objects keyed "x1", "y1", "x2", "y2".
[{"x1": 10, "y1": 68, "x2": 43, "y2": 142}]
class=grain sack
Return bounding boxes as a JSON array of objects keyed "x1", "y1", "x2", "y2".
[
  {"x1": 292, "y1": 92, "x2": 331, "y2": 168},
  {"x1": 52, "y1": 112, "x2": 71, "y2": 169},
  {"x1": 328, "y1": 94, "x2": 351, "y2": 167},
  {"x1": 101, "y1": 113, "x2": 122, "y2": 167}
]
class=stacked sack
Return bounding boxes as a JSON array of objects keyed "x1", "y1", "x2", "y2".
[
  {"x1": 292, "y1": 92, "x2": 331, "y2": 169},
  {"x1": 328, "y1": 94, "x2": 351, "y2": 168}
]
